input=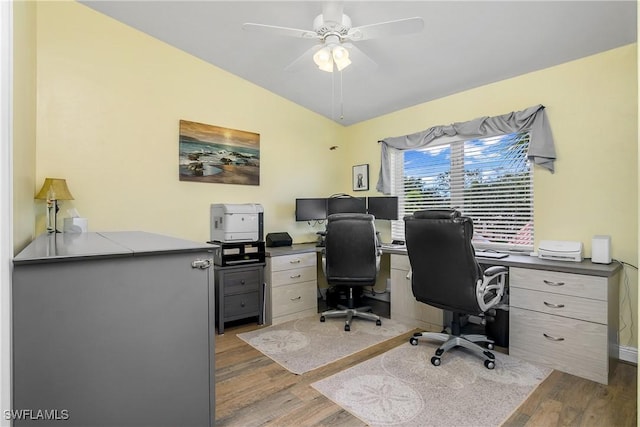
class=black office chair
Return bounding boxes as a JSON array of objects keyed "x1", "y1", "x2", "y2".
[
  {"x1": 404, "y1": 209, "x2": 507, "y2": 369},
  {"x1": 320, "y1": 213, "x2": 382, "y2": 331}
]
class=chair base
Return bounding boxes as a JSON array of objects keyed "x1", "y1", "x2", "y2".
[
  {"x1": 320, "y1": 305, "x2": 382, "y2": 331},
  {"x1": 409, "y1": 331, "x2": 496, "y2": 369}
]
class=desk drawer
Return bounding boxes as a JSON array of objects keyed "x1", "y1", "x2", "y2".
[
  {"x1": 510, "y1": 287, "x2": 607, "y2": 324},
  {"x1": 221, "y1": 269, "x2": 262, "y2": 295},
  {"x1": 223, "y1": 292, "x2": 261, "y2": 319},
  {"x1": 272, "y1": 266, "x2": 316, "y2": 288},
  {"x1": 270, "y1": 253, "x2": 316, "y2": 272},
  {"x1": 510, "y1": 307, "x2": 608, "y2": 384},
  {"x1": 272, "y1": 281, "x2": 317, "y2": 318},
  {"x1": 510, "y1": 267, "x2": 607, "y2": 300}
]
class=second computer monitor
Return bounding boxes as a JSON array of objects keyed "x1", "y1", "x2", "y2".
[
  {"x1": 327, "y1": 197, "x2": 367, "y2": 216},
  {"x1": 295, "y1": 198, "x2": 327, "y2": 221},
  {"x1": 367, "y1": 196, "x2": 399, "y2": 220}
]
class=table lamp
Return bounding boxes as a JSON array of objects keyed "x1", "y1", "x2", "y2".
[{"x1": 35, "y1": 178, "x2": 74, "y2": 233}]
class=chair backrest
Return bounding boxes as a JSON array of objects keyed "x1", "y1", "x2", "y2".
[
  {"x1": 324, "y1": 213, "x2": 379, "y2": 287},
  {"x1": 404, "y1": 209, "x2": 483, "y2": 314}
]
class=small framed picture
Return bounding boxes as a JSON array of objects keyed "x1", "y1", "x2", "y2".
[{"x1": 352, "y1": 164, "x2": 369, "y2": 191}]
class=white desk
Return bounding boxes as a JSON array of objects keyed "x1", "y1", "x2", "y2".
[{"x1": 266, "y1": 244, "x2": 621, "y2": 384}]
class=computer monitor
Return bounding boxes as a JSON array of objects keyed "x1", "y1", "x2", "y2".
[
  {"x1": 295, "y1": 198, "x2": 327, "y2": 221},
  {"x1": 367, "y1": 196, "x2": 399, "y2": 220},
  {"x1": 327, "y1": 196, "x2": 367, "y2": 216}
]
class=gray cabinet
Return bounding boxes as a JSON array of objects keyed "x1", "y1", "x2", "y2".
[
  {"x1": 215, "y1": 263, "x2": 265, "y2": 334},
  {"x1": 12, "y1": 232, "x2": 216, "y2": 427},
  {"x1": 509, "y1": 266, "x2": 620, "y2": 384}
]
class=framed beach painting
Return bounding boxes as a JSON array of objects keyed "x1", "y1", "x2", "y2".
[
  {"x1": 179, "y1": 120, "x2": 260, "y2": 185},
  {"x1": 352, "y1": 164, "x2": 369, "y2": 191}
]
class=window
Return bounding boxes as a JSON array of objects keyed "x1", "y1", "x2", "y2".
[{"x1": 390, "y1": 132, "x2": 534, "y2": 251}]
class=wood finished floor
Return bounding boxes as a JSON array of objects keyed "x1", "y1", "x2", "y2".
[{"x1": 215, "y1": 316, "x2": 637, "y2": 427}]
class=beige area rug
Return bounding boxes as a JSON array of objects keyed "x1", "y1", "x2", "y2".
[
  {"x1": 312, "y1": 342, "x2": 552, "y2": 427},
  {"x1": 237, "y1": 316, "x2": 413, "y2": 375}
]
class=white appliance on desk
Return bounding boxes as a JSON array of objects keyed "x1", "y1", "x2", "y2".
[
  {"x1": 210, "y1": 203, "x2": 266, "y2": 267},
  {"x1": 538, "y1": 240, "x2": 583, "y2": 262},
  {"x1": 210, "y1": 203, "x2": 264, "y2": 242}
]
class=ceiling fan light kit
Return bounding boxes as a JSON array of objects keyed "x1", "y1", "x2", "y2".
[
  {"x1": 313, "y1": 35, "x2": 351, "y2": 72},
  {"x1": 332, "y1": 45, "x2": 351, "y2": 71}
]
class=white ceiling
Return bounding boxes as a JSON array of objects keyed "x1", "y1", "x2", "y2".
[{"x1": 81, "y1": 1, "x2": 636, "y2": 126}]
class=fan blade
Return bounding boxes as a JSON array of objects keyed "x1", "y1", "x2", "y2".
[
  {"x1": 242, "y1": 23, "x2": 319, "y2": 39},
  {"x1": 284, "y1": 45, "x2": 323, "y2": 72},
  {"x1": 343, "y1": 43, "x2": 378, "y2": 71},
  {"x1": 346, "y1": 17, "x2": 424, "y2": 41}
]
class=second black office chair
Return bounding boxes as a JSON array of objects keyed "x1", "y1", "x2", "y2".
[
  {"x1": 320, "y1": 213, "x2": 382, "y2": 331},
  {"x1": 404, "y1": 209, "x2": 507, "y2": 369}
]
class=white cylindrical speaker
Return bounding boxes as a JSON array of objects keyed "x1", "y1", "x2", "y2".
[{"x1": 591, "y1": 235, "x2": 611, "y2": 264}]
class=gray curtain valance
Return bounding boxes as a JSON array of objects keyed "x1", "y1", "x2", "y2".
[{"x1": 376, "y1": 104, "x2": 556, "y2": 194}]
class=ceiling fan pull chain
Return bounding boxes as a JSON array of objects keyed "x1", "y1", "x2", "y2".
[
  {"x1": 340, "y1": 70, "x2": 344, "y2": 121},
  {"x1": 331, "y1": 70, "x2": 335, "y2": 121}
]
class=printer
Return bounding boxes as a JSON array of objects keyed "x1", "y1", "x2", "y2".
[
  {"x1": 211, "y1": 203, "x2": 264, "y2": 242},
  {"x1": 210, "y1": 203, "x2": 265, "y2": 266},
  {"x1": 538, "y1": 240, "x2": 583, "y2": 262}
]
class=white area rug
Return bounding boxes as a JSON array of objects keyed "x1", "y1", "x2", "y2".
[
  {"x1": 312, "y1": 342, "x2": 552, "y2": 427},
  {"x1": 237, "y1": 316, "x2": 413, "y2": 375}
]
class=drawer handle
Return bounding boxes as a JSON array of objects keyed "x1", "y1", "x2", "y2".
[
  {"x1": 543, "y1": 301, "x2": 565, "y2": 309},
  {"x1": 290, "y1": 259, "x2": 301, "y2": 264},
  {"x1": 241, "y1": 302, "x2": 246, "y2": 307},
  {"x1": 241, "y1": 280, "x2": 246, "y2": 285},
  {"x1": 290, "y1": 274, "x2": 301, "y2": 279},
  {"x1": 543, "y1": 333, "x2": 565, "y2": 342},
  {"x1": 191, "y1": 258, "x2": 212, "y2": 269},
  {"x1": 543, "y1": 279, "x2": 565, "y2": 286},
  {"x1": 290, "y1": 296, "x2": 301, "y2": 301}
]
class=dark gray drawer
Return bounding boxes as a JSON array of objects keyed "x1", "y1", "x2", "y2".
[
  {"x1": 222, "y1": 268, "x2": 261, "y2": 295},
  {"x1": 224, "y1": 292, "x2": 261, "y2": 319}
]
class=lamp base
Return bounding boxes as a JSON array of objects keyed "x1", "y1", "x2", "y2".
[{"x1": 46, "y1": 200, "x2": 61, "y2": 234}]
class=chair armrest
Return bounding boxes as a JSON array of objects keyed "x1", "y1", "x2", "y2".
[
  {"x1": 483, "y1": 265, "x2": 508, "y2": 279},
  {"x1": 476, "y1": 266, "x2": 508, "y2": 312}
]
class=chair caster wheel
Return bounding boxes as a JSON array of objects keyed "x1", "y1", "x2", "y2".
[
  {"x1": 487, "y1": 343, "x2": 494, "y2": 350},
  {"x1": 409, "y1": 337, "x2": 419, "y2": 346},
  {"x1": 344, "y1": 324, "x2": 350, "y2": 332},
  {"x1": 320, "y1": 316, "x2": 326, "y2": 322},
  {"x1": 376, "y1": 319, "x2": 382, "y2": 326},
  {"x1": 484, "y1": 359, "x2": 495, "y2": 370},
  {"x1": 431, "y1": 356, "x2": 441, "y2": 366}
]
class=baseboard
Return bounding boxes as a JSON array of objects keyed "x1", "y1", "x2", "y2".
[{"x1": 619, "y1": 345, "x2": 637, "y2": 364}]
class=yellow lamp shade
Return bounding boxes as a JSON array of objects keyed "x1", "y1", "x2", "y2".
[{"x1": 35, "y1": 178, "x2": 74, "y2": 201}]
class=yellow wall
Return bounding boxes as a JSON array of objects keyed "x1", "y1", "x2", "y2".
[
  {"x1": 345, "y1": 44, "x2": 638, "y2": 347},
  {"x1": 33, "y1": 1, "x2": 343, "y2": 245},
  {"x1": 14, "y1": 2, "x2": 638, "y2": 347},
  {"x1": 12, "y1": 1, "x2": 37, "y2": 253}
]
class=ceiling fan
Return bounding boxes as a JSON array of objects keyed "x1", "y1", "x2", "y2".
[{"x1": 242, "y1": 1, "x2": 424, "y2": 73}]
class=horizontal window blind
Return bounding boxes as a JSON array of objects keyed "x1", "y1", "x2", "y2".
[{"x1": 390, "y1": 132, "x2": 534, "y2": 251}]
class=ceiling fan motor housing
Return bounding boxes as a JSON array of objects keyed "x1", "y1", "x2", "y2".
[{"x1": 313, "y1": 13, "x2": 352, "y2": 39}]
